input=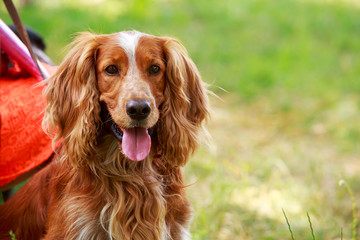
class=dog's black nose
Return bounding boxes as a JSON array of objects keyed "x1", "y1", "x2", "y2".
[{"x1": 126, "y1": 99, "x2": 151, "y2": 120}]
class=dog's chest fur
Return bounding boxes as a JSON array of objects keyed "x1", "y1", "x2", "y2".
[{"x1": 46, "y1": 147, "x2": 190, "y2": 240}]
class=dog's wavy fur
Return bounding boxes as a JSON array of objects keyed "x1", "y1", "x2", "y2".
[{"x1": 0, "y1": 32, "x2": 209, "y2": 240}]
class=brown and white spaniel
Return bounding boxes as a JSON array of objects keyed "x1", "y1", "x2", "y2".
[{"x1": 0, "y1": 30, "x2": 209, "y2": 240}]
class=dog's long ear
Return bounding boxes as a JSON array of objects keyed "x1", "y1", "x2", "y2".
[
  {"x1": 43, "y1": 33, "x2": 101, "y2": 167},
  {"x1": 158, "y1": 37, "x2": 209, "y2": 167}
]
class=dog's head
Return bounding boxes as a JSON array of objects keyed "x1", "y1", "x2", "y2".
[{"x1": 44, "y1": 31, "x2": 209, "y2": 167}]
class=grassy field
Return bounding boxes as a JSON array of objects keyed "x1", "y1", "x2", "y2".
[{"x1": 1, "y1": 0, "x2": 359, "y2": 239}]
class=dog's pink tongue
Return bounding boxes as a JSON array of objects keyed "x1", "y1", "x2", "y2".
[{"x1": 122, "y1": 128, "x2": 151, "y2": 161}]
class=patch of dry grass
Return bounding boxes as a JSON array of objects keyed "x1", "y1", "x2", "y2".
[{"x1": 186, "y1": 94, "x2": 360, "y2": 239}]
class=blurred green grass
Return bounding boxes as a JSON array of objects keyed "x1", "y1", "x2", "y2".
[
  {"x1": 1, "y1": 0, "x2": 360, "y2": 239},
  {"x1": 2, "y1": 0, "x2": 360, "y2": 100}
]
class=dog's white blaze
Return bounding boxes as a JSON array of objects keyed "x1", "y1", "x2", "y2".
[{"x1": 117, "y1": 31, "x2": 144, "y2": 76}]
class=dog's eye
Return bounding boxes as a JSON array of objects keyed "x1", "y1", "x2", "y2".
[
  {"x1": 105, "y1": 65, "x2": 119, "y2": 75},
  {"x1": 148, "y1": 65, "x2": 160, "y2": 75}
]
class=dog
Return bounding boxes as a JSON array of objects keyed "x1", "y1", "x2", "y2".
[{"x1": 0, "y1": 30, "x2": 209, "y2": 240}]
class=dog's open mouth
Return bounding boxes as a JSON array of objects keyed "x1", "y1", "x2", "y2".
[{"x1": 109, "y1": 119, "x2": 152, "y2": 162}]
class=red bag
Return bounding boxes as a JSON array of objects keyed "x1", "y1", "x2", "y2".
[{"x1": 0, "y1": 65, "x2": 58, "y2": 187}]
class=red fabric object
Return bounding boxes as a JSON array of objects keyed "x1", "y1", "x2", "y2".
[{"x1": 0, "y1": 65, "x2": 58, "y2": 187}]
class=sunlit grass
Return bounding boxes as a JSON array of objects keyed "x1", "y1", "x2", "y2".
[{"x1": 185, "y1": 94, "x2": 359, "y2": 239}]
